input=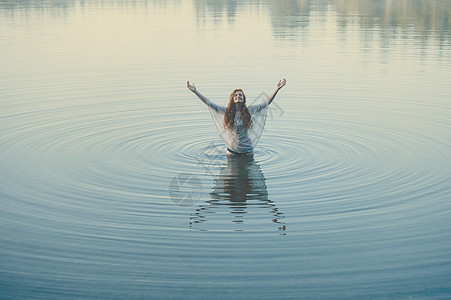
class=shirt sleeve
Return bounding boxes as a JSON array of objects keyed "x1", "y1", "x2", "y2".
[
  {"x1": 248, "y1": 100, "x2": 269, "y2": 114},
  {"x1": 204, "y1": 98, "x2": 226, "y2": 114}
]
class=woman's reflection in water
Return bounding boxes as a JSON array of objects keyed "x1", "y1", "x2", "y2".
[{"x1": 190, "y1": 155, "x2": 286, "y2": 235}]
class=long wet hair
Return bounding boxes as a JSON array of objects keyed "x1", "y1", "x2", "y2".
[{"x1": 224, "y1": 89, "x2": 252, "y2": 130}]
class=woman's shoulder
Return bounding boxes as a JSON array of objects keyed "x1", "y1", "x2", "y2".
[{"x1": 247, "y1": 101, "x2": 268, "y2": 114}]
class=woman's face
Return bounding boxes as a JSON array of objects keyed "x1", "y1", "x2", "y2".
[{"x1": 233, "y1": 91, "x2": 244, "y2": 103}]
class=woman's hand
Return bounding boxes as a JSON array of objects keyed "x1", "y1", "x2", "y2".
[
  {"x1": 277, "y1": 79, "x2": 286, "y2": 90},
  {"x1": 187, "y1": 81, "x2": 196, "y2": 92}
]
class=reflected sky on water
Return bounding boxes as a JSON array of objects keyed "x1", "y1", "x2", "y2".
[{"x1": 1, "y1": 1, "x2": 450, "y2": 299}]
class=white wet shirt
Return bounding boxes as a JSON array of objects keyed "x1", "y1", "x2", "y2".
[{"x1": 204, "y1": 98, "x2": 269, "y2": 153}]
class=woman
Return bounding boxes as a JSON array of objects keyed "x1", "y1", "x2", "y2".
[{"x1": 187, "y1": 79, "x2": 286, "y2": 156}]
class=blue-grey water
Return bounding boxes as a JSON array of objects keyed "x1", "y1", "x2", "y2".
[{"x1": 1, "y1": 0, "x2": 450, "y2": 299}]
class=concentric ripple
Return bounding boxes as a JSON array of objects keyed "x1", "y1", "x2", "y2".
[{"x1": 1, "y1": 74, "x2": 451, "y2": 299}]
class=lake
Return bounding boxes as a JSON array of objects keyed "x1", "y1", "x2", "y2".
[{"x1": 1, "y1": 0, "x2": 450, "y2": 299}]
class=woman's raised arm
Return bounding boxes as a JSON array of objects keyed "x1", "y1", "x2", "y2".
[
  {"x1": 187, "y1": 81, "x2": 225, "y2": 113},
  {"x1": 187, "y1": 81, "x2": 209, "y2": 105},
  {"x1": 267, "y1": 79, "x2": 286, "y2": 105},
  {"x1": 248, "y1": 79, "x2": 286, "y2": 114}
]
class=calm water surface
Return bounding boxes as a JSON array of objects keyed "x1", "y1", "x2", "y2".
[{"x1": 1, "y1": 0, "x2": 451, "y2": 299}]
